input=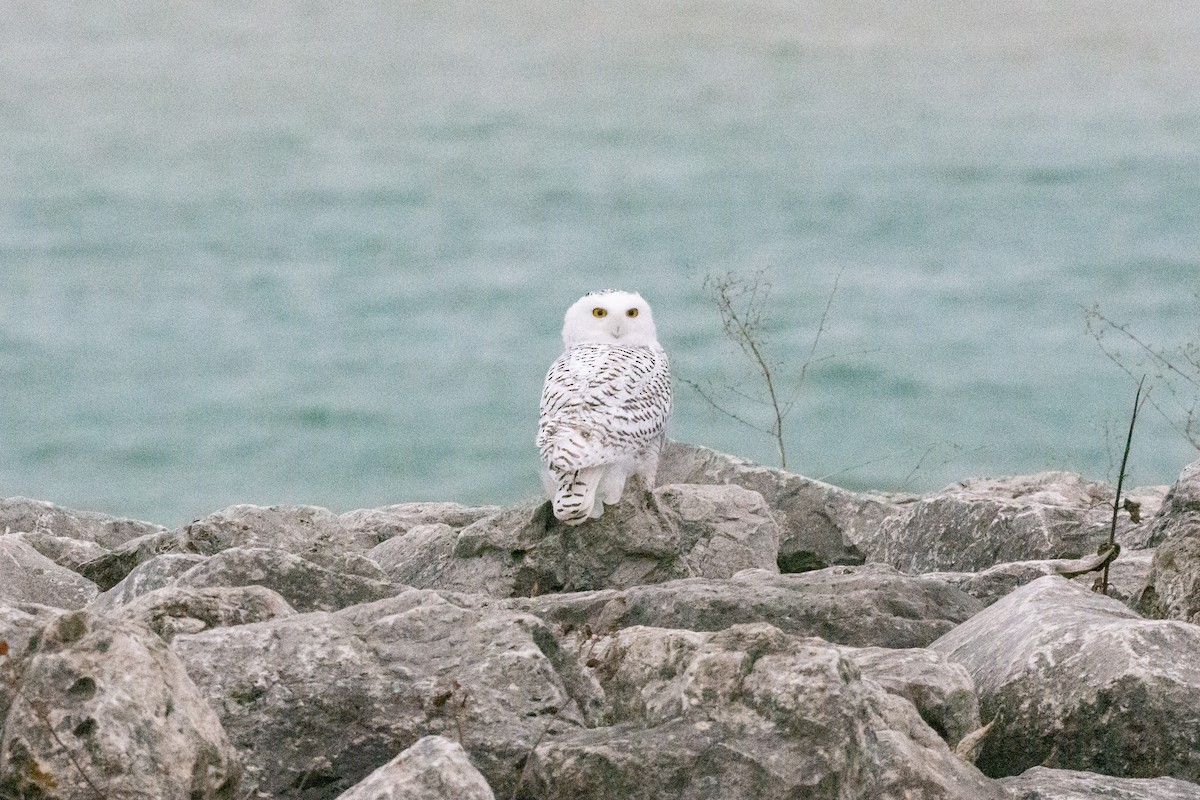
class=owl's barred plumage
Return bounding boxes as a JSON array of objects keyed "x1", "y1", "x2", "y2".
[{"x1": 538, "y1": 291, "x2": 673, "y2": 525}]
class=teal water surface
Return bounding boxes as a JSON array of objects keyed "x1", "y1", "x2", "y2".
[{"x1": 1, "y1": 1, "x2": 1198, "y2": 526}]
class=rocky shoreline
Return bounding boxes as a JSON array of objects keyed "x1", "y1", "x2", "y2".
[{"x1": 3, "y1": 441, "x2": 1200, "y2": 799}]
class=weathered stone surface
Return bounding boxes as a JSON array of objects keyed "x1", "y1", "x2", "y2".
[
  {"x1": 840, "y1": 646, "x2": 980, "y2": 747},
  {"x1": 1142, "y1": 460, "x2": 1200, "y2": 622},
  {"x1": 657, "y1": 440, "x2": 900, "y2": 571},
  {"x1": 0, "y1": 605, "x2": 59, "y2": 723},
  {"x1": 173, "y1": 592, "x2": 588, "y2": 799},
  {"x1": 172, "y1": 546, "x2": 399, "y2": 613},
  {"x1": 10, "y1": 530, "x2": 109, "y2": 572},
  {"x1": 510, "y1": 564, "x2": 983, "y2": 649},
  {"x1": 378, "y1": 484, "x2": 780, "y2": 598},
  {"x1": 79, "y1": 504, "x2": 379, "y2": 590},
  {"x1": 87, "y1": 553, "x2": 209, "y2": 612},
  {"x1": 1001, "y1": 766, "x2": 1200, "y2": 799},
  {"x1": 931, "y1": 575, "x2": 1200, "y2": 781},
  {"x1": 120, "y1": 584, "x2": 296, "y2": 642},
  {"x1": 524, "y1": 623, "x2": 1006, "y2": 800},
  {"x1": 0, "y1": 496, "x2": 165, "y2": 549},
  {"x1": 0, "y1": 611, "x2": 240, "y2": 799},
  {"x1": 924, "y1": 549, "x2": 1153, "y2": 608},
  {"x1": 0, "y1": 536, "x2": 99, "y2": 610},
  {"x1": 867, "y1": 472, "x2": 1161, "y2": 573},
  {"x1": 340, "y1": 503, "x2": 502, "y2": 544},
  {"x1": 336, "y1": 735, "x2": 495, "y2": 800},
  {"x1": 1147, "y1": 459, "x2": 1200, "y2": 547}
]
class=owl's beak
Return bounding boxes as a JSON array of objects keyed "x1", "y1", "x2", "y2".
[{"x1": 610, "y1": 323, "x2": 626, "y2": 339}]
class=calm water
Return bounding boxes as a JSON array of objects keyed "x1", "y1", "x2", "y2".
[{"x1": 2, "y1": 1, "x2": 1198, "y2": 526}]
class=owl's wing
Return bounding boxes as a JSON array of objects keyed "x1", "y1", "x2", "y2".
[{"x1": 537, "y1": 344, "x2": 672, "y2": 475}]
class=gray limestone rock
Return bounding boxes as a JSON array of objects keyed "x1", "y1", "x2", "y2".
[
  {"x1": 1001, "y1": 766, "x2": 1200, "y2": 799},
  {"x1": 868, "y1": 472, "x2": 1161, "y2": 573},
  {"x1": 119, "y1": 584, "x2": 296, "y2": 642},
  {"x1": 931, "y1": 575, "x2": 1200, "y2": 781},
  {"x1": 340, "y1": 503, "x2": 502, "y2": 544},
  {"x1": 0, "y1": 536, "x2": 99, "y2": 610},
  {"x1": 172, "y1": 593, "x2": 588, "y2": 799},
  {"x1": 0, "y1": 610, "x2": 240, "y2": 799},
  {"x1": 9, "y1": 531, "x2": 109, "y2": 572},
  {"x1": 0, "y1": 496, "x2": 165, "y2": 549},
  {"x1": 79, "y1": 503, "x2": 378, "y2": 590},
  {"x1": 925, "y1": 549, "x2": 1154, "y2": 608},
  {"x1": 1141, "y1": 460, "x2": 1200, "y2": 621},
  {"x1": 511, "y1": 564, "x2": 983, "y2": 649},
  {"x1": 172, "y1": 546, "x2": 399, "y2": 613},
  {"x1": 335, "y1": 735, "x2": 495, "y2": 800},
  {"x1": 657, "y1": 440, "x2": 900, "y2": 571},
  {"x1": 87, "y1": 552, "x2": 210, "y2": 612},
  {"x1": 524, "y1": 623, "x2": 1006, "y2": 800},
  {"x1": 378, "y1": 484, "x2": 780, "y2": 598},
  {"x1": 840, "y1": 646, "x2": 981, "y2": 748}
]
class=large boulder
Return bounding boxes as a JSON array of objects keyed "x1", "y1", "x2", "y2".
[
  {"x1": 523, "y1": 623, "x2": 1007, "y2": 800},
  {"x1": 87, "y1": 553, "x2": 210, "y2": 612},
  {"x1": 866, "y1": 473, "x2": 1162, "y2": 573},
  {"x1": 0, "y1": 496, "x2": 164, "y2": 549},
  {"x1": 1141, "y1": 459, "x2": 1200, "y2": 621},
  {"x1": 79, "y1": 504, "x2": 379, "y2": 590},
  {"x1": 372, "y1": 484, "x2": 780, "y2": 599},
  {"x1": 511, "y1": 564, "x2": 983, "y2": 650},
  {"x1": 8, "y1": 531, "x2": 108, "y2": 572},
  {"x1": 119, "y1": 584, "x2": 296, "y2": 642},
  {"x1": 336, "y1": 735, "x2": 495, "y2": 800},
  {"x1": 0, "y1": 536, "x2": 99, "y2": 610},
  {"x1": 171, "y1": 546, "x2": 399, "y2": 612},
  {"x1": 0, "y1": 611, "x2": 240, "y2": 799},
  {"x1": 339, "y1": 503, "x2": 502, "y2": 544},
  {"x1": 931, "y1": 576, "x2": 1200, "y2": 781},
  {"x1": 1000, "y1": 766, "x2": 1200, "y2": 800},
  {"x1": 172, "y1": 591, "x2": 592, "y2": 799},
  {"x1": 657, "y1": 441, "x2": 898, "y2": 571}
]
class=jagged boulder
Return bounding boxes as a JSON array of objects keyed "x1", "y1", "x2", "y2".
[
  {"x1": 931, "y1": 575, "x2": 1200, "y2": 781},
  {"x1": 88, "y1": 553, "x2": 210, "y2": 612},
  {"x1": 511, "y1": 564, "x2": 983, "y2": 649},
  {"x1": 657, "y1": 441, "x2": 898, "y2": 571},
  {"x1": 371, "y1": 484, "x2": 780, "y2": 598},
  {"x1": 523, "y1": 623, "x2": 1006, "y2": 800},
  {"x1": 119, "y1": 584, "x2": 296, "y2": 642},
  {"x1": 0, "y1": 611, "x2": 240, "y2": 799},
  {"x1": 1142, "y1": 459, "x2": 1200, "y2": 621},
  {"x1": 0, "y1": 536, "x2": 99, "y2": 610},
  {"x1": 172, "y1": 591, "x2": 592, "y2": 799},
  {"x1": 925, "y1": 549, "x2": 1152, "y2": 608},
  {"x1": 839, "y1": 646, "x2": 980, "y2": 747},
  {"x1": 171, "y1": 546, "x2": 399, "y2": 612},
  {"x1": 336, "y1": 735, "x2": 495, "y2": 800},
  {"x1": 866, "y1": 473, "x2": 1161, "y2": 573},
  {"x1": 0, "y1": 496, "x2": 164, "y2": 549},
  {"x1": 1001, "y1": 766, "x2": 1200, "y2": 799},
  {"x1": 8, "y1": 531, "x2": 108, "y2": 572},
  {"x1": 339, "y1": 503, "x2": 502, "y2": 544},
  {"x1": 79, "y1": 504, "x2": 379, "y2": 590}
]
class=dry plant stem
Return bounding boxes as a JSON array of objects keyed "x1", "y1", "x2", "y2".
[
  {"x1": 30, "y1": 703, "x2": 105, "y2": 800},
  {"x1": 712, "y1": 277, "x2": 788, "y2": 469},
  {"x1": 1101, "y1": 375, "x2": 1146, "y2": 595}
]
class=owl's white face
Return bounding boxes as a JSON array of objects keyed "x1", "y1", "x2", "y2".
[{"x1": 562, "y1": 290, "x2": 660, "y2": 349}]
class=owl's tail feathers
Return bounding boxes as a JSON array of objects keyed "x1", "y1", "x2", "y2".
[{"x1": 552, "y1": 466, "x2": 605, "y2": 526}]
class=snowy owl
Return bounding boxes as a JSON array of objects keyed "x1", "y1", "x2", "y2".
[{"x1": 537, "y1": 290, "x2": 673, "y2": 525}]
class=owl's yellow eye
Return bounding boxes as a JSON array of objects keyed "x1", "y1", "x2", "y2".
[
  {"x1": 626, "y1": 308, "x2": 639, "y2": 317},
  {"x1": 592, "y1": 307, "x2": 607, "y2": 318}
]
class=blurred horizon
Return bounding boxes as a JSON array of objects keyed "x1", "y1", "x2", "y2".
[{"x1": 1, "y1": 1, "x2": 1197, "y2": 526}]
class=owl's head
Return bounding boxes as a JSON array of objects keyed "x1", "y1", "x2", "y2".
[{"x1": 562, "y1": 290, "x2": 660, "y2": 348}]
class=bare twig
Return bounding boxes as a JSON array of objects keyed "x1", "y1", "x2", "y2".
[
  {"x1": 508, "y1": 723, "x2": 552, "y2": 800},
  {"x1": 1100, "y1": 376, "x2": 1146, "y2": 596}
]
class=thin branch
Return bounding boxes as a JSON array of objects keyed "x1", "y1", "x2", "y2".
[{"x1": 1100, "y1": 376, "x2": 1146, "y2": 595}]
